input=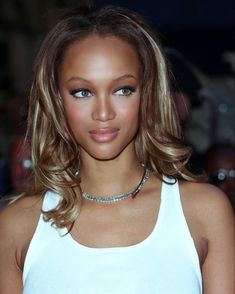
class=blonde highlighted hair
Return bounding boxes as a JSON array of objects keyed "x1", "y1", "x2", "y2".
[{"x1": 26, "y1": 5, "x2": 195, "y2": 228}]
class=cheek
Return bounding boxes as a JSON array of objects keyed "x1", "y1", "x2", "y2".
[
  {"x1": 65, "y1": 110, "x2": 88, "y2": 144},
  {"x1": 64, "y1": 104, "x2": 86, "y2": 137},
  {"x1": 64, "y1": 102, "x2": 86, "y2": 125},
  {"x1": 65, "y1": 105, "x2": 78, "y2": 126},
  {"x1": 121, "y1": 99, "x2": 140, "y2": 124}
]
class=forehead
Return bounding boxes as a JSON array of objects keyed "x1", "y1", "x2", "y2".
[
  {"x1": 65, "y1": 33, "x2": 137, "y2": 54},
  {"x1": 59, "y1": 34, "x2": 140, "y2": 76}
]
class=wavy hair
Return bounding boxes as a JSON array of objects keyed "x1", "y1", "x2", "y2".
[{"x1": 26, "y1": 5, "x2": 196, "y2": 228}]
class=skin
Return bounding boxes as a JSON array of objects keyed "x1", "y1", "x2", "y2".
[
  {"x1": 59, "y1": 35, "x2": 143, "y2": 197},
  {"x1": 0, "y1": 35, "x2": 234, "y2": 293}
]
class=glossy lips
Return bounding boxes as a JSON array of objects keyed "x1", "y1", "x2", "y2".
[{"x1": 89, "y1": 128, "x2": 119, "y2": 143}]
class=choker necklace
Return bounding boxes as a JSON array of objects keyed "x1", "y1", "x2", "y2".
[{"x1": 81, "y1": 168, "x2": 151, "y2": 204}]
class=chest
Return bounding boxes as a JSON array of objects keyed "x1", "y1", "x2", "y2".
[
  {"x1": 69, "y1": 196, "x2": 207, "y2": 267},
  {"x1": 70, "y1": 197, "x2": 160, "y2": 248},
  {"x1": 23, "y1": 189, "x2": 203, "y2": 294},
  {"x1": 23, "y1": 202, "x2": 203, "y2": 294}
]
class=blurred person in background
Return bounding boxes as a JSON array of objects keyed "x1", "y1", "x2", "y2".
[
  {"x1": 166, "y1": 48, "x2": 203, "y2": 126},
  {"x1": 166, "y1": 48, "x2": 204, "y2": 174},
  {"x1": 9, "y1": 135, "x2": 32, "y2": 194},
  {"x1": 203, "y1": 143, "x2": 235, "y2": 213}
]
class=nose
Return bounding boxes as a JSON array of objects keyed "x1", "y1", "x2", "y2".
[{"x1": 92, "y1": 95, "x2": 116, "y2": 121}]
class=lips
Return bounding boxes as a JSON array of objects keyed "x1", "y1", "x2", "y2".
[{"x1": 89, "y1": 128, "x2": 119, "y2": 143}]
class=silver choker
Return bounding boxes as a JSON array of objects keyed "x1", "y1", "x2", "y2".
[{"x1": 81, "y1": 168, "x2": 151, "y2": 204}]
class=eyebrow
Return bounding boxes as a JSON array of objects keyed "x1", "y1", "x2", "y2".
[
  {"x1": 66, "y1": 74, "x2": 138, "y2": 84},
  {"x1": 114, "y1": 74, "x2": 138, "y2": 81}
]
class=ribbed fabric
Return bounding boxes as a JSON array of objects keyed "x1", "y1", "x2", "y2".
[{"x1": 23, "y1": 177, "x2": 202, "y2": 294}]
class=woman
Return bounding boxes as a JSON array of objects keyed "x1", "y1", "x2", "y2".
[{"x1": 0, "y1": 5, "x2": 234, "y2": 293}]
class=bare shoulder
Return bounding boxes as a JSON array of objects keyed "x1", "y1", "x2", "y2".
[
  {"x1": 0, "y1": 194, "x2": 43, "y2": 268},
  {"x1": 0, "y1": 194, "x2": 43, "y2": 234},
  {"x1": 0, "y1": 194, "x2": 43, "y2": 292},
  {"x1": 179, "y1": 181, "x2": 235, "y2": 293},
  {"x1": 179, "y1": 181, "x2": 234, "y2": 218},
  {"x1": 179, "y1": 181, "x2": 234, "y2": 239}
]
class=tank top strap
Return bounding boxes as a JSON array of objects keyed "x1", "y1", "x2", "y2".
[
  {"x1": 161, "y1": 175, "x2": 191, "y2": 233},
  {"x1": 161, "y1": 176, "x2": 201, "y2": 277},
  {"x1": 161, "y1": 175, "x2": 182, "y2": 214},
  {"x1": 42, "y1": 190, "x2": 61, "y2": 211}
]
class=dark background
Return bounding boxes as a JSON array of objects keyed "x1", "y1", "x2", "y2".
[{"x1": 94, "y1": 0, "x2": 235, "y2": 75}]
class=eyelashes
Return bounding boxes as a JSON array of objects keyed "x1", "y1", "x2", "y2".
[
  {"x1": 69, "y1": 88, "x2": 92, "y2": 98},
  {"x1": 114, "y1": 86, "x2": 136, "y2": 96},
  {"x1": 69, "y1": 86, "x2": 136, "y2": 99}
]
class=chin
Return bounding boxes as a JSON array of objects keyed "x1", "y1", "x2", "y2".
[
  {"x1": 79, "y1": 135, "x2": 137, "y2": 162},
  {"x1": 88, "y1": 149, "x2": 125, "y2": 161},
  {"x1": 82, "y1": 142, "x2": 132, "y2": 161}
]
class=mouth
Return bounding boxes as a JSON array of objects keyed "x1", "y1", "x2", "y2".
[{"x1": 89, "y1": 128, "x2": 119, "y2": 143}]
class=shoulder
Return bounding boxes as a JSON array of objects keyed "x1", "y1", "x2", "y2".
[
  {"x1": 0, "y1": 194, "x2": 43, "y2": 233},
  {"x1": 179, "y1": 181, "x2": 233, "y2": 214},
  {"x1": 178, "y1": 181, "x2": 235, "y2": 292},
  {"x1": 179, "y1": 181, "x2": 234, "y2": 238},
  {"x1": 0, "y1": 194, "x2": 43, "y2": 269}
]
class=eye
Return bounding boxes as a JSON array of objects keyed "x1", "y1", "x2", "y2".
[
  {"x1": 114, "y1": 86, "x2": 135, "y2": 96},
  {"x1": 70, "y1": 88, "x2": 92, "y2": 98}
]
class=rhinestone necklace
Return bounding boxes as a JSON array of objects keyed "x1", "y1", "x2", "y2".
[{"x1": 81, "y1": 168, "x2": 151, "y2": 204}]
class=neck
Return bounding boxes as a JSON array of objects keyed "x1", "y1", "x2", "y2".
[{"x1": 79, "y1": 148, "x2": 144, "y2": 197}]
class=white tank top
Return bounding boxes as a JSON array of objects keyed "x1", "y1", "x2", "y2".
[{"x1": 23, "y1": 178, "x2": 202, "y2": 294}]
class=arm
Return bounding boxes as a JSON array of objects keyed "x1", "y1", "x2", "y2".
[
  {"x1": 0, "y1": 196, "x2": 42, "y2": 294},
  {"x1": 201, "y1": 186, "x2": 234, "y2": 294},
  {"x1": 0, "y1": 204, "x2": 23, "y2": 293}
]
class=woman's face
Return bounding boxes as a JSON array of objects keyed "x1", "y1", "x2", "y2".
[{"x1": 59, "y1": 35, "x2": 141, "y2": 161}]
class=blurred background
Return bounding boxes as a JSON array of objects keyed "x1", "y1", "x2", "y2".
[{"x1": 0, "y1": 0, "x2": 234, "y2": 209}]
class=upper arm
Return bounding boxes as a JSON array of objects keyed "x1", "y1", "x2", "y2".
[
  {"x1": 200, "y1": 186, "x2": 235, "y2": 294},
  {"x1": 0, "y1": 196, "x2": 42, "y2": 294},
  {"x1": 0, "y1": 206, "x2": 23, "y2": 293}
]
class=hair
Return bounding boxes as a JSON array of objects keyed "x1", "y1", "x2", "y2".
[{"x1": 26, "y1": 5, "x2": 197, "y2": 229}]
